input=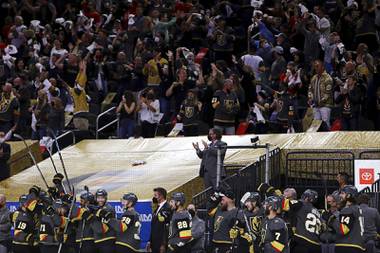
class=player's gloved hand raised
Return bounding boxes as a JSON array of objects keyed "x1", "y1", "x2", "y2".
[
  {"x1": 29, "y1": 185, "x2": 41, "y2": 196},
  {"x1": 46, "y1": 205, "x2": 55, "y2": 215},
  {"x1": 210, "y1": 191, "x2": 222, "y2": 204}
]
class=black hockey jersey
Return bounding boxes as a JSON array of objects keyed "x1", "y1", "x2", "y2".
[
  {"x1": 333, "y1": 204, "x2": 365, "y2": 251},
  {"x1": 168, "y1": 210, "x2": 192, "y2": 250},
  {"x1": 109, "y1": 209, "x2": 141, "y2": 251},
  {"x1": 261, "y1": 216, "x2": 289, "y2": 253}
]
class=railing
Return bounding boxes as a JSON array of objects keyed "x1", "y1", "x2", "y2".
[
  {"x1": 192, "y1": 148, "x2": 281, "y2": 209},
  {"x1": 56, "y1": 130, "x2": 76, "y2": 146},
  {"x1": 285, "y1": 151, "x2": 355, "y2": 192},
  {"x1": 95, "y1": 106, "x2": 119, "y2": 139},
  {"x1": 359, "y1": 150, "x2": 380, "y2": 159},
  {"x1": 366, "y1": 179, "x2": 380, "y2": 210}
]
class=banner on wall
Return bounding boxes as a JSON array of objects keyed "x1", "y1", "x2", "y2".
[
  {"x1": 354, "y1": 160, "x2": 380, "y2": 191},
  {"x1": 7, "y1": 200, "x2": 152, "y2": 249}
]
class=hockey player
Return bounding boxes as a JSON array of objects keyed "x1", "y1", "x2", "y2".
[
  {"x1": 12, "y1": 194, "x2": 38, "y2": 253},
  {"x1": 208, "y1": 187, "x2": 238, "y2": 253},
  {"x1": 238, "y1": 191, "x2": 264, "y2": 253},
  {"x1": 331, "y1": 185, "x2": 365, "y2": 253},
  {"x1": 167, "y1": 192, "x2": 193, "y2": 253},
  {"x1": 108, "y1": 193, "x2": 141, "y2": 253},
  {"x1": 91, "y1": 188, "x2": 116, "y2": 253},
  {"x1": 74, "y1": 191, "x2": 96, "y2": 253},
  {"x1": 282, "y1": 189, "x2": 322, "y2": 253},
  {"x1": 39, "y1": 199, "x2": 66, "y2": 253},
  {"x1": 261, "y1": 196, "x2": 289, "y2": 253}
]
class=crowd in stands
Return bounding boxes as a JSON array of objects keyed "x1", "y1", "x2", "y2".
[{"x1": 0, "y1": 0, "x2": 380, "y2": 140}]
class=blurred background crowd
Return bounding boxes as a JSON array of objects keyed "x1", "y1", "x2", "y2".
[{"x1": 0, "y1": 0, "x2": 380, "y2": 140}]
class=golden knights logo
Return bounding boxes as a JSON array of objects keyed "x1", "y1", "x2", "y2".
[
  {"x1": 250, "y1": 216, "x2": 262, "y2": 236},
  {"x1": 224, "y1": 99, "x2": 234, "y2": 113},
  {"x1": 214, "y1": 216, "x2": 224, "y2": 232},
  {"x1": 216, "y1": 34, "x2": 227, "y2": 46},
  {"x1": 185, "y1": 106, "x2": 194, "y2": 118}
]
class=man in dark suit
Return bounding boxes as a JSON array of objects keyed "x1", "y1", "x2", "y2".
[
  {"x1": 0, "y1": 132, "x2": 11, "y2": 181},
  {"x1": 147, "y1": 187, "x2": 172, "y2": 253},
  {"x1": 193, "y1": 128, "x2": 227, "y2": 190}
]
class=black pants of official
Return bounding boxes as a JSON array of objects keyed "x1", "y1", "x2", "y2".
[
  {"x1": 336, "y1": 247, "x2": 364, "y2": 253},
  {"x1": 95, "y1": 240, "x2": 115, "y2": 253},
  {"x1": 76, "y1": 241, "x2": 96, "y2": 253},
  {"x1": 213, "y1": 243, "x2": 232, "y2": 253},
  {"x1": 115, "y1": 244, "x2": 138, "y2": 253},
  {"x1": 39, "y1": 245, "x2": 58, "y2": 253},
  {"x1": 13, "y1": 244, "x2": 33, "y2": 253}
]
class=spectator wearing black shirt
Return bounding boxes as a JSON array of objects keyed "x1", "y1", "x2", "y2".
[
  {"x1": 0, "y1": 83, "x2": 19, "y2": 133},
  {"x1": 47, "y1": 97, "x2": 65, "y2": 136},
  {"x1": 336, "y1": 75, "x2": 362, "y2": 131},
  {"x1": 117, "y1": 91, "x2": 136, "y2": 139},
  {"x1": 13, "y1": 77, "x2": 34, "y2": 138},
  {"x1": 177, "y1": 89, "x2": 202, "y2": 136},
  {"x1": 32, "y1": 89, "x2": 50, "y2": 140},
  {"x1": 212, "y1": 79, "x2": 240, "y2": 135},
  {"x1": 165, "y1": 67, "x2": 194, "y2": 118}
]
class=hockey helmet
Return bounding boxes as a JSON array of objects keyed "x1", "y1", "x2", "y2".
[
  {"x1": 122, "y1": 193, "x2": 138, "y2": 206},
  {"x1": 240, "y1": 192, "x2": 261, "y2": 207},
  {"x1": 171, "y1": 192, "x2": 186, "y2": 205},
  {"x1": 301, "y1": 189, "x2": 318, "y2": 203}
]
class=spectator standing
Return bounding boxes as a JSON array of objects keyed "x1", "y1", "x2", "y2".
[
  {"x1": 212, "y1": 79, "x2": 240, "y2": 135},
  {"x1": 116, "y1": 91, "x2": 136, "y2": 139},
  {"x1": 0, "y1": 133, "x2": 11, "y2": 181},
  {"x1": 137, "y1": 90, "x2": 160, "y2": 138},
  {"x1": 193, "y1": 128, "x2": 227, "y2": 189},
  {"x1": 32, "y1": 90, "x2": 50, "y2": 140},
  {"x1": 177, "y1": 90, "x2": 202, "y2": 136},
  {"x1": 309, "y1": 60, "x2": 333, "y2": 129},
  {"x1": 143, "y1": 48, "x2": 168, "y2": 87},
  {"x1": 296, "y1": 15, "x2": 321, "y2": 69},
  {"x1": 0, "y1": 194, "x2": 11, "y2": 253},
  {"x1": 47, "y1": 97, "x2": 65, "y2": 136},
  {"x1": 0, "y1": 83, "x2": 19, "y2": 133},
  {"x1": 335, "y1": 75, "x2": 362, "y2": 131}
]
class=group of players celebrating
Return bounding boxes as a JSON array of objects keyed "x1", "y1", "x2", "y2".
[
  {"x1": 11, "y1": 172, "x2": 142, "y2": 253},
  {"x1": 206, "y1": 183, "x2": 372, "y2": 253},
  {"x1": 7, "y1": 171, "x2": 377, "y2": 253}
]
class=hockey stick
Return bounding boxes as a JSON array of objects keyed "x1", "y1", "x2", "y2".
[
  {"x1": 58, "y1": 186, "x2": 76, "y2": 253},
  {"x1": 46, "y1": 147, "x2": 68, "y2": 194},
  {"x1": 46, "y1": 146, "x2": 59, "y2": 174},
  {"x1": 14, "y1": 134, "x2": 49, "y2": 189},
  {"x1": 48, "y1": 128, "x2": 73, "y2": 193}
]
